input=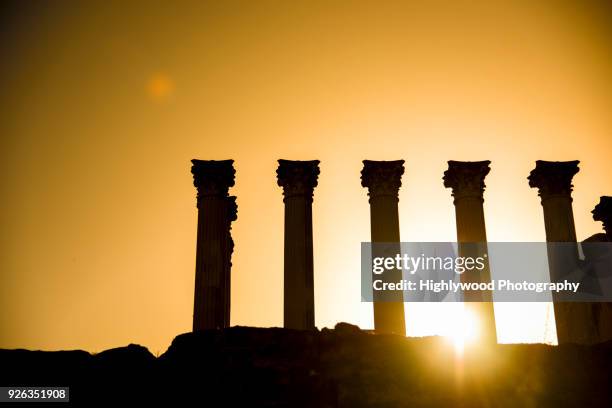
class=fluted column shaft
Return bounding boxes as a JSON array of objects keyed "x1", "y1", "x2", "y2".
[
  {"x1": 444, "y1": 160, "x2": 497, "y2": 343},
  {"x1": 191, "y1": 159, "x2": 237, "y2": 331},
  {"x1": 277, "y1": 160, "x2": 320, "y2": 330},
  {"x1": 361, "y1": 160, "x2": 406, "y2": 335}
]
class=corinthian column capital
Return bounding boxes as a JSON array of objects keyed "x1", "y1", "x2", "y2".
[
  {"x1": 593, "y1": 196, "x2": 612, "y2": 237},
  {"x1": 443, "y1": 160, "x2": 491, "y2": 203},
  {"x1": 276, "y1": 159, "x2": 320, "y2": 201},
  {"x1": 360, "y1": 160, "x2": 405, "y2": 201},
  {"x1": 191, "y1": 159, "x2": 236, "y2": 200},
  {"x1": 528, "y1": 160, "x2": 580, "y2": 202}
]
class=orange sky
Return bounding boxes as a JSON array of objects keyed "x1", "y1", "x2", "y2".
[{"x1": 1, "y1": 0, "x2": 612, "y2": 353}]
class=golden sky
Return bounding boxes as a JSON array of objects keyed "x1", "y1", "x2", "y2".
[{"x1": 1, "y1": 0, "x2": 612, "y2": 353}]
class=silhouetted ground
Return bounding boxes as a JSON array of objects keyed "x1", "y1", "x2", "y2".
[{"x1": 1, "y1": 323, "x2": 611, "y2": 406}]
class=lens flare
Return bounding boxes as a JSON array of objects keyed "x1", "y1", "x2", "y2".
[{"x1": 146, "y1": 73, "x2": 174, "y2": 102}]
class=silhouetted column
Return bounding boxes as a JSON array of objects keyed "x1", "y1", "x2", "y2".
[
  {"x1": 588, "y1": 196, "x2": 612, "y2": 343},
  {"x1": 443, "y1": 160, "x2": 497, "y2": 343},
  {"x1": 277, "y1": 159, "x2": 320, "y2": 330},
  {"x1": 528, "y1": 160, "x2": 596, "y2": 344},
  {"x1": 593, "y1": 196, "x2": 612, "y2": 241},
  {"x1": 191, "y1": 159, "x2": 237, "y2": 331},
  {"x1": 361, "y1": 160, "x2": 406, "y2": 335}
]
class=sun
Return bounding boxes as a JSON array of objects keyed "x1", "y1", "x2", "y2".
[{"x1": 444, "y1": 306, "x2": 479, "y2": 354}]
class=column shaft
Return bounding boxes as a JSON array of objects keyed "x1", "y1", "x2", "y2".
[
  {"x1": 541, "y1": 197, "x2": 578, "y2": 243},
  {"x1": 284, "y1": 196, "x2": 315, "y2": 329}
]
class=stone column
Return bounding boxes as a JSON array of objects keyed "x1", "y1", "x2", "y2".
[
  {"x1": 277, "y1": 159, "x2": 320, "y2": 330},
  {"x1": 588, "y1": 196, "x2": 612, "y2": 343},
  {"x1": 361, "y1": 160, "x2": 406, "y2": 335},
  {"x1": 191, "y1": 159, "x2": 237, "y2": 331},
  {"x1": 528, "y1": 160, "x2": 596, "y2": 344},
  {"x1": 443, "y1": 160, "x2": 497, "y2": 343}
]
